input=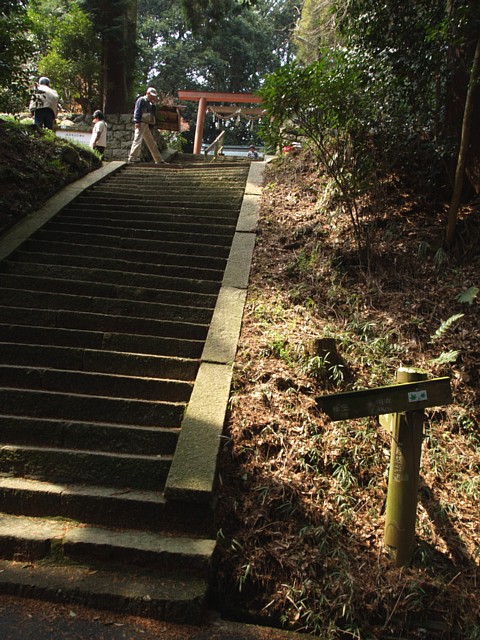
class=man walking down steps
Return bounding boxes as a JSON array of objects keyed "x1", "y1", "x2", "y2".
[{"x1": 128, "y1": 86, "x2": 166, "y2": 164}]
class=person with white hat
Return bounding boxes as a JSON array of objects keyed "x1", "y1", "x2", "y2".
[
  {"x1": 29, "y1": 77, "x2": 59, "y2": 130},
  {"x1": 128, "y1": 87, "x2": 165, "y2": 164}
]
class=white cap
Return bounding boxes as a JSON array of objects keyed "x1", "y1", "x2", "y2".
[{"x1": 146, "y1": 87, "x2": 157, "y2": 96}]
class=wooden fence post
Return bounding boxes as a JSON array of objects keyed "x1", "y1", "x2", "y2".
[{"x1": 383, "y1": 367, "x2": 428, "y2": 567}]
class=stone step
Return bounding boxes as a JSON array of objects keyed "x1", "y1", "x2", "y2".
[
  {"x1": 43, "y1": 220, "x2": 235, "y2": 247},
  {"x1": 31, "y1": 228, "x2": 232, "y2": 258},
  {"x1": 0, "y1": 324, "x2": 203, "y2": 358},
  {"x1": 0, "y1": 273, "x2": 218, "y2": 309},
  {"x1": 0, "y1": 341, "x2": 199, "y2": 380},
  {"x1": 100, "y1": 168, "x2": 247, "y2": 177},
  {"x1": 0, "y1": 305, "x2": 208, "y2": 342},
  {"x1": 65, "y1": 199, "x2": 239, "y2": 214},
  {"x1": 121, "y1": 163, "x2": 248, "y2": 176},
  {"x1": 78, "y1": 191, "x2": 244, "y2": 205},
  {"x1": 0, "y1": 557, "x2": 209, "y2": 623},
  {"x1": 120, "y1": 169, "x2": 249, "y2": 177},
  {"x1": 54, "y1": 212, "x2": 236, "y2": 234},
  {"x1": 64, "y1": 525, "x2": 216, "y2": 574},
  {"x1": 119, "y1": 164, "x2": 248, "y2": 174},
  {"x1": 20, "y1": 239, "x2": 228, "y2": 270},
  {"x1": 129, "y1": 168, "x2": 250, "y2": 175},
  {"x1": 0, "y1": 416, "x2": 179, "y2": 455},
  {"x1": 1, "y1": 260, "x2": 220, "y2": 295},
  {"x1": 0, "y1": 477, "x2": 212, "y2": 534},
  {"x1": 0, "y1": 288, "x2": 214, "y2": 324},
  {"x1": 0, "y1": 444, "x2": 172, "y2": 489},
  {"x1": 0, "y1": 388, "x2": 184, "y2": 427},
  {"x1": 78, "y1": 175, "x2": 245, "y2": 190},
  {"x1": 0, "y1": 514, "x2": 215, "y2": 573},
  {"x1": 11, "y1": 248, "x2": 225, "y2": 280},
  {"x1": 0, "y1": 365, "x2": 193, "y2": 403},
  {"x1": 75, "y1": 177, "x2": 245, "y2": 196},
  {"x1": 90, "y1": 184, "x2": 246, "y2": 195}
]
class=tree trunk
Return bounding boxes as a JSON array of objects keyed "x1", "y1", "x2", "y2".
[
  {"x1": 446, "y1": 33, "x2": 480, "y2": 246},
  {"x1": 102, "y1": 0, "x2": 137, "y2": 114},
  {"x1": 443, "y1": 0, "x2": 480, "y2": 193}
]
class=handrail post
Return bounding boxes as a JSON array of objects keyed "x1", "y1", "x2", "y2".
[
  {"x1": 383, "y1": 367, "x2": 427, "y2": 567},
  {"x1": 193, "y1": 96, "x2": 207, "y2": 155},
  {"x1": 204, "y1": 131, "x2": 225, "y2": 161}
]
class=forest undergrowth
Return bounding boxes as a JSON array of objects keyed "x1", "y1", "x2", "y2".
[{"x1": 214, "y1": 149, "x2": 480, "y2": 639}]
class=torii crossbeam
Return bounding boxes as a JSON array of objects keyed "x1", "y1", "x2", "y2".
[{"x1": 177, "y1": 90, "x2": 262, "y2": 154}]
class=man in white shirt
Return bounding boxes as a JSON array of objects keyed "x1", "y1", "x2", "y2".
[
  {"x1": 29, "y1": 77, "x2": 59, "y2": 130},
  {"x1": 90, "y1": 110, "x2": 107, "y2": 159}
]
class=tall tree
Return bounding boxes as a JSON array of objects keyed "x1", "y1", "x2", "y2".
[
  {"x1": 80, "y1": 0, "x2": 137, "y2": 113},
  {"x1": 0, "y1": 0, "x2": 35, "y2": 112},
  {"x1": 444, "y1": 0, "x2": 480, "y2": 195},
  {"x1": 28, "y1": 0, "x2": 101, "y2": 112},
  {"x1": 293, "y1": 0, "x2": 340, "y2": 63},
  {"x1": 297, "y1": 0, "x2": 480, "y2": 197},
  {"x1": 136, "y1": 0, "x2": 296, "y2": 94},
  {"x1": 446, "y1": 32, "x2": 480, "y2": 245}
]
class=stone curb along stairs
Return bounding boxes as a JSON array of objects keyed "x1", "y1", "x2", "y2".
[{"x1": 0, "y1": 155, "x2": 264, "y2": 622}]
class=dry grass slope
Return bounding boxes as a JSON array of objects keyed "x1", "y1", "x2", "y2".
[{"x1": 214, "y1": 151, "x2": 480, "y2": 639}]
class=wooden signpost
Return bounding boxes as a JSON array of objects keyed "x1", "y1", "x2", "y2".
[
  {"x1": 157, "y1": 105, "x2": 186, "y2": 131},
  {"x1": 316, "y1": 368, "x2": 453, "y2": 566}
]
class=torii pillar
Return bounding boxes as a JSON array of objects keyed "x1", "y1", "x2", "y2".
[{"x1": 177, "y1": 90, "x2": 262, "y2": 155}]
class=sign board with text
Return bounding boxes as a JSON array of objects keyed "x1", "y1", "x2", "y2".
[
  {"x1": 56, "y1": 129, "x2": 91, "y2": 145},
  {"x1": 316, "y1": 377, "x2": 452, "y2": 421}
]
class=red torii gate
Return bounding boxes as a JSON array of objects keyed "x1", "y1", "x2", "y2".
[{"x1": 177, "y1": 90, "x2": 262, "y2": 155}]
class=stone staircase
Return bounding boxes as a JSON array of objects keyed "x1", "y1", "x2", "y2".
[{"x1": 0, "y1": 158, "x2": 256, "y2": 622}]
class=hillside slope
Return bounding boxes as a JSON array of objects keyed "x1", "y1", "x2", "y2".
[
  {"x1": 0, "y1": 119, "x2": 101, "y2": 234},
  {"x1": 214, "y1": 151, "x2": 480, "y2": 639}
]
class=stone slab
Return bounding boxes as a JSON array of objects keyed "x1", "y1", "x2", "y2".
[
  {"x1": 0, "y1": 513, "x2": 65, "y2": 541},
  {"x1": 0, "y1": 559, "x2": 208, "y2": 623},
  {"x1": 236, "y1": 194, "x2": 260, "y2": 232},
  {"x1": 165, "y1": 161, "x2": 262, "y2": 505},
  {"x1": 64, "y1": 525, "x2": 215, "y2": 559},
  {"x1": 0, "y1": 513, "x2": 65, "y2": 561},
  {"x1": 164, "y1": 361, "x2": 233, "y2": 502},
  {"x1": 245, "y1": 161, "x2": 265, "y2": 195},
  {"x1": 222, "y1": 232, "x2": 256, "y2": 290},
  {"x1": 201, "y1": 286, "x2": 247, "y2": 364}
]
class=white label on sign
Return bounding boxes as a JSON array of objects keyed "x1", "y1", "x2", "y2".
[
  {"x1": 56, "y1": 130, "x2": 91, "y2": 145},
  {"x1": 408, "y1": 390, "x2": 427, "y2": 403}
]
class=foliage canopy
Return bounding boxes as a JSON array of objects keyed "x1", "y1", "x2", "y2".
[
  {"x1": 0, "y1": 0, "x2": 35, "y2": 112},
  {"x1": 267, "y1": 0, "x2": 480, "y2": 249}
]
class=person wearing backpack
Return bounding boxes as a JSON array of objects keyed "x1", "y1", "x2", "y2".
[
  {"x1": 29, "y1": 77, "x2": 59, "y2": 130},
  {"x1": 128, "y1": 87, "x2": 165, "y2": 164}
]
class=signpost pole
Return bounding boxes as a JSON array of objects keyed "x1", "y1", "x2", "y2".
[
  {"x1": 383, "y1": 368, "x2": 427, "y2": 567},
  {"x1": 316, "y1": 369, "x2": 452, "y2": 567}
]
